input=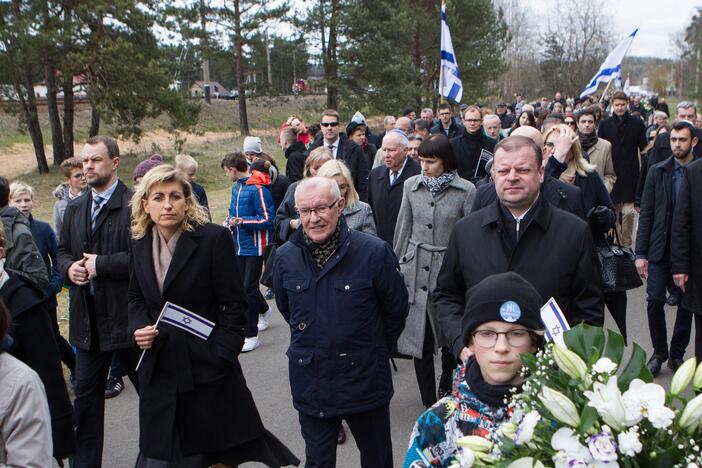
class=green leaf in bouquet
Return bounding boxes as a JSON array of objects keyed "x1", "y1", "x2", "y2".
[
  {"x1": 578, "y1": 405, "x2": 599, "y2": 434},
  {"x1": 521, "y1": 352, "x2": 538, "y2": 372},
  {"x1": 603, "y1": 328, "x2": 625, "y2": 364},
  {"x1": 563, "y1": 323, "x2": 604, "y2": 362},
  {"x1": 618, "y1": 342, "x2": 654, "y2": 389},
  {"x1": 639, "y1": 446, "x2": 683, "y2": 467}
]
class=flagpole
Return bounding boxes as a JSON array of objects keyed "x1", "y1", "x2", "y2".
[
  {"x1": 134, "y1": 303, "x2": 169, "y2": 371},
  {"x1": 439, "y1": 0, "x2": 445, "y2": 105},
  {"x1": 599, "y1": 78, "x2": 614, "y2": 103}
]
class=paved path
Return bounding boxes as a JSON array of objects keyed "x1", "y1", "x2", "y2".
[{"x1": 99, "y1": 285, "x2": 690, "y2": 467}]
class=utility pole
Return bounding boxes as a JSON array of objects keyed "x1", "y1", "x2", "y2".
[
  {"x1": 200, "y1": 0, "x2": 211, "y2": 104},
  {"x1": 265, "y1": 28, "x2": 273, "y2": 91}
]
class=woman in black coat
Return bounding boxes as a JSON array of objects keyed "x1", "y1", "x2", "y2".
[
  {"x1": 543, "y1": 124, "x2": 627, "y2": 341},
  {"x1": 128, "y1": 165, "x2": 298, "y2": 467},
  {"x1": 0, "y1": 223, "x2": 75, "y2": 464}
]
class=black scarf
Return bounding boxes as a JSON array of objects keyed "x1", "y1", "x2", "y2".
[
  {"x1": 303, "y1": 219, "x2": 342, "y2": 269},
  {"x1": 466, "y1": 357, "x2": 520, "y2": 408},
  {"x1": 578, "y1": 131, "x2": 599, "y2": 152},
  {"x1": 615, "y1": 111, "x2": 629, "y2": 137}
]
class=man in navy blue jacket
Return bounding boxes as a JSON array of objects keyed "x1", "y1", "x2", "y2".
[{"x1": 273, "y1": 177, "x2": 408, "y2": 468}]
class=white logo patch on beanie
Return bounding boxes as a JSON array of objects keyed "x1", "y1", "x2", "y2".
[{"x1": 499, "y1": 301, "x2": 521, "y2": 322}]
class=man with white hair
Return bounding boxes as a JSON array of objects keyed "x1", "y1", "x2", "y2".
[
  {"x1": 273, "y1": 177, "x2": 408, "y2": 468},
  {"x1": 420, "y1": 108, "x2": 435, "y2": 126},
  {"x1": 482, "y1": 114, "x2": 504, "y2": 141},
  {"x1": 368, "y1": 131, "x2": 421, "y2": 244}
]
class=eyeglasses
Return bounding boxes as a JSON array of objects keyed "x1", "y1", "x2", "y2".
[
  {"x1": 471, "y1": 329, "x2": 533, "y2": 348},
  {"x1": 296, "y1": 199, "x2": 339, "y2": 218},
  {"x1": 565, "y1": 120, "x2": 576, "y2": 126},
  {"x1": 320, "y1": 122, "x2": 339, "y2": 128},
  {"x1": 464, "y1": 119, "x2": 482, "y2": 124},
  {"x1": 439, "y1": 112, "x2": 451, "y2": 116}
]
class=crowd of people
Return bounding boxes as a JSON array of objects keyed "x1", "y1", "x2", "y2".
[{"x1": 0, "y1": 89, "x2": 701, "y2": 468}]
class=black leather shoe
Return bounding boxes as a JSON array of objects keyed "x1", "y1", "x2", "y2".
[
  {"x1": 337, "y1": 425, "x2": 346, "y2": 445},
  {"x1": 666, "y1": 294, "x2": 678, "y2": 306},
  {"x1": 647, "y1": 355, "x2": 666, "y2": 377},
  {"x1": 668, "y1": 357, "x2": 684, "y2": 371}
]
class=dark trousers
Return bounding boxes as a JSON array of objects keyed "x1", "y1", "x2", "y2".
[
  {"x1": 73, "y1": 347, "x2": 138, "y2": 467},
  {"x1": 236, "y1": 255, "x2": 268, "y2": 338},
  {"x1": 413, "y1": 318, "x2": 436, "y2": 408},
  {"x1": 646, "y1": 260, "x2": 693, "y2": 358},
  {"x1": 604, "y1": 291, "x2": 628, "y2": 343},
  {"x1": 298, "y1": 405, "x2": 393, "y2": 468}
]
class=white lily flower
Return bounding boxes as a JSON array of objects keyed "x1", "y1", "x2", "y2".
[
  {"x1": 539, "y1": 387, "x2": 581, "y2": 427},
  {"x1": 693, "y1": 361, "x2": 702, "y2": 391},
  {"x1": 551, "y1": 428, "x2": 592, "y2": 468},
  {"x1": 647, "y1": 404, "x2": 675, "y2": 429},
  {"x1": 508, "y1": 457, "x2": 545, "y2": 468},
  {"x1": 459, "y1": 447, "x2": 475, "y2": 467},
  {"x1": 583, "y1": 376, "x2": 627, "y2": 431},
  {"x1": 621, "y1": 379, "x2": 668, "y2": 425},
  {"x1": 552, "y1": 344, "x2": 588, "y2": 380},
  {"x1": 671, "y1": 357, "x2": 698, "y2": 396},
  {"x1": 679, "y1": 393, "x2": 702, "y2": 434},
  {"x1": 592, "y1": 357, "x2": 618, "y2": 374},
  {"x1": 456, "y1": 435, "x2": 492, "y2": 453}
]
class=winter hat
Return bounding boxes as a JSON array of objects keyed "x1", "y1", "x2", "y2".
[
  {"x1": 243, "y1": 136, "x2": 263, "y2": 154},
  {"x1": 249, "y1": 158, "x2": 271, "y2": 174},
  {"x1": 461, "y1": 272, "x2": 544, "y2": 345},
  {"x1": 346, "y1": 111, "x2": 367, "y2": 136},
  {"x1": 133, "y1": 154, "x2": 164, "y2": 182}
]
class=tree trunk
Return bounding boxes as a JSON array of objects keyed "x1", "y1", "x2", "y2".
[
  {"x1": 63, "y1": 75, "x2": 75, "y2": 158},
  {"x1": 233, "y1": 0, "x2": 249, "y2": 135},
  {"x1": 325, "y1": 0, "x2": 338, "y2": 109},
  {"x1": 89, "y1": 103, "x2": 100, "y2": 137},
  {"x1": 19, "y1": 77, "x2": 49, "y2": 173},
  {"x1": 45, "y1": 63, "x2": 66, "y2": 165}
]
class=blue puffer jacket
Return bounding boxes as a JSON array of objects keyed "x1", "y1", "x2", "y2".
[
  {"x1": 227, "y1": 171, "x2": 275, "y2": 256},
  {"x1": 272, "y1": 219, "x2": 409, "y2": 418}
]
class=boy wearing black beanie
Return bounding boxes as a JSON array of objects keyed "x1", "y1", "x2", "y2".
[{"x1": 404, "y1": 272, "x2": 545, "y2": 467}]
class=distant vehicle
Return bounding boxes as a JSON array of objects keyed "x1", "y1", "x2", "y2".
[
  {"x1": 292, "y1": 79, "x2": 313, "y2": 95},
  {"x1": 224, "y1": 90, "x2": 239, "y2": 100}
]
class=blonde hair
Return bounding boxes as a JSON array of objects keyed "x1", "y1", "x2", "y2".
[
  {"x1": 174, "y1": 154, "x2": 198, "y2": 172},
  {"x1": 543, "y1": 124, "x2": 596, "y2": 177},
  {"x1": 130, "y1": 165, "x2": 209, "y2": 239},
  {"x1": 316, "y1": 159, "x2": 359, "y2": 206},
  {"x1": 9, "y1": 181, "x2": 34, "y2": 200},
  {"x1": 304, "y1": 147, "x2": 333, "y2": 178}
]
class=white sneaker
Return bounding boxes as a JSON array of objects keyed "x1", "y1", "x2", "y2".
[
  {"x1": 242, "y1": 336, "x2": 260, "y2": 352},
  {"x1": 257, "y1": 307, "x2": 273, "y2": 332}
]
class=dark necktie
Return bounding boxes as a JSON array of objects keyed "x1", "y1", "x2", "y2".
[{"x1": 91, "y1": 195, "x2": 105, "y2": 230}]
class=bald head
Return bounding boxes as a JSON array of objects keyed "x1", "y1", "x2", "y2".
[
  {"x1": 510, "y1": 126, "x2": 543, "y2": 148},
  {"x1": 395, "y1": 117, "x2": 412, "y2": 133}
]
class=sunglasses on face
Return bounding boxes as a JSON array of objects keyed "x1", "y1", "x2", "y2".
[
  {"x1": 320, "y1": 122, "x2": 339, "y2": 128},
  {"x1": 565, "y1": 120, "x2": 576, "y2": 126}
]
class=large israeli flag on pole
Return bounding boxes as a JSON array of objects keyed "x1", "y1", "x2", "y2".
[
  {"x1": 439, "y1": 2, "x2": 463, "y2": 103},
  {"x1": 580, "y1": 28, "x2": 638, "y2": 98}
]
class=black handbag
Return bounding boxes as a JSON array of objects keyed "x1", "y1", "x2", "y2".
[{"x1": 595, "y1": 227, "x2": 643, "y2": 293}]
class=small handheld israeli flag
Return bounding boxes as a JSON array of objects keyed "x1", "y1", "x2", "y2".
[
  {"x1": 135, "y1": 302, "x2": 215, "y2": 371},
  {"x1": 160, "y1": 302, "x2": 215, "y2": 340},
  {"x1": 474, "y1": 149, "x2": 494, "y2": 178},
  {"x1": 540, "y1": 297, "x2": 570, "y2": 346}
]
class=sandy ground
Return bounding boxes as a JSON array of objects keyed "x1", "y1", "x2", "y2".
[{"x1": 0, "y1": 129, "x2": 243, "y2": 179}]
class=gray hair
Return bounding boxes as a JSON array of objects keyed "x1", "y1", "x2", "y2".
[
  {"x1": 382, "y1": 131, "x2": 409, "y2": 148},
  {"x1": 294, "y1": 176, "x2": 341, "y2": 205},
  {"x1": 383, "y1": 115, "x2": 396, "y2": 126},
  {"x1": 421, "y1": 108, "x2": 434, "y2": 115},
  {"x1": 653, "y1": 111, "x2": 667, "y2": 120},
  {"x1": 483, "y1": 114, "x2": 500, "y2": 124},
  {"x1": 677, "y1": 101, "x2": 696, "y2": 113}
]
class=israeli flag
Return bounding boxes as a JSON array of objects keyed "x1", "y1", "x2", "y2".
[
  {"x1": 160, "y1": 302, "x2": 215, "y2": 340},
  {"x1": 540, "y1": 297, "x2": 570, "y2": 346},
  {"x1": 580, "y1": 28, "x2": 638, "y2": 98},
  {"x1": 439, "y1": 2, "x2": 463, "y2": 103}
]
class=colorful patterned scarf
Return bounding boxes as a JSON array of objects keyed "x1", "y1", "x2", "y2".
[
  {"x1": 421, "y1": 170, "x2": 457, "y2": 196},
  {"x1": 303, "y1": 219, "x2": 342, "y2": 269}
]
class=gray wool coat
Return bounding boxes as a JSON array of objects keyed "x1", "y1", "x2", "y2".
[
  {"x1": 393, "y1": 174, "x2": 476, "y2": 358},
  {"x1": 343, "y1": 200, "x2": 377, "y2": 235}
]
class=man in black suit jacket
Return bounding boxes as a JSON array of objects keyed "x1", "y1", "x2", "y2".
[
  {"x1": 57, "y1": 136, "x2": 137, "y2": 466},
  {"x1": 368, "y1": 131, "x2": 421, "y2": 245},
  {"x1": 308, "y1": 109, "x2": 370, "y2": 201}
]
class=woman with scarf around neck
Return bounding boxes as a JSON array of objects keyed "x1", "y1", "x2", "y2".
[
  {"x1": 393, "y1": 134, "x2": 476, "y2": 407},
  {"x1": 128, "y1": 165, "x2": 298, "y2": 468},
  {"x1": 404, "y1": 272, "x2": 545, "y2": 468}
]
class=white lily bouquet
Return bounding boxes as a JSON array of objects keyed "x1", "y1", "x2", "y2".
[{"x1": 454, "y1": 324, "x2": 702, "y2": 467}]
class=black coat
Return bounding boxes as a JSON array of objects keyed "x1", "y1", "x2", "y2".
[
  {"x1": 268, "y1": 172, "x2": 290, "y2": 212},
  {"x1": 635, "y1": 157, "x2": 696, "y2": 263},
  {"x1": 434, "y1": 195, "x2": 604, "y2": 358},
  {"x1": 635, "y1": 129, "x2": 702, "y2": 205},
  {"x1": 449, "y1": 129, "x2": 497, "y2": 183},
  {"x1": 127, "y1": 223, "x2": 266, "y2": 459},
  {"x1": 545, "y1": 156, "x2": 613, "y2": 215},
  {"x1": 57, "y1": 180, "x2": 132, "y2": 351},
  {"x1": 471, "y1": 177, "x2": 587, "y2": 220},
  {"x1": 367, "y1": 157, "x2": 421, "y2": 245},
  {"x1": 671, "y1": 158, "x2": 702, "y2": 314},
  {"x1": 272, "y1": 220, "x2": 409, "y2": 418},
  {"x1": 309, "y1": 135, "x2": 370, "y2": 201},
  {"x1": 1, "y1": 274, "x2": 75, "y2": 459},
  {"x1": 285, "y1": 140, "x2": 308, "y2": 183},
  {"x1": 431, "y1": 119, "x2": 464, "y2": 139},
  {"x1": 597, "y1": 112, "x2": 647, "y2": 203}
]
